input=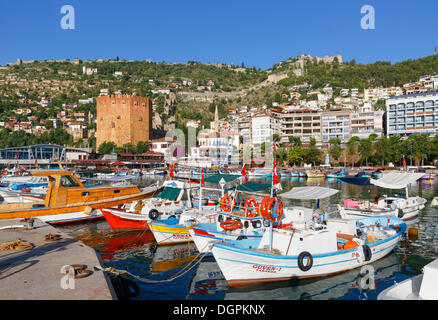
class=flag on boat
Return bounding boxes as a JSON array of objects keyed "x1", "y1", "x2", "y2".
[
  {"x1": 241, "y1": 164, "x2": 247, "y2": 184},
  {"x1": 169, "y1": 164, "x2": 174, "y2": 177},
  {"x1": 402, "y1": 156, "x2": 406, "y2": 168},
  {"x1": 201, "y1": 168, "x2": 205, "y2": 185},
  {"x1": 272, "y1": 159, "x2": 282, "y2": 190}
]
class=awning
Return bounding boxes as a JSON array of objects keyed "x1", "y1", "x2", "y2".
[
  {"x1": 279, "y1": 187, "x2": 339, "y2": 200},
  {"x1": 370, "y1": 171, "x2": 425, "y2": 189},
  {"x1": 204, "y1": 174, "x2": 240, "y2": 184},
  {"x1": 159, "y1": 187, "x2": 182, "y2": 201},
  {"x1": 226, "y1": 182, "x2": 271, "y2": 192}
]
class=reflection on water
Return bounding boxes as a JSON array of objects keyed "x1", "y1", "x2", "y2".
[{"x1": 58, "y1": 174, "x2": 438, "y2": 300}]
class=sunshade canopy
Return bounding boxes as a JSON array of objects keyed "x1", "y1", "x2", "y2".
[
  {"x1": 226, "y1": 182, "x2": 271, "y2": 192},
  {"x1": 204, "y1": 174, "x2": 240, "y2": 184},
  {"x1": 370, "y1": 171, "x2": 425, "y2": 189},
  {"x1": 159, "y1": 187, "x2": 182, "y2": 201},
  {"x1": 279, "y1": 186, "x2": 339, "y2": 200}
]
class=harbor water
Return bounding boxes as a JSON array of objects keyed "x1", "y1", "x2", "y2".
[{"x1": 55, "y1": 175, "x2": 438, "y2": 300}]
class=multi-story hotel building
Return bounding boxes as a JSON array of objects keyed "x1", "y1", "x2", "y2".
[
  {"x1": 321, "y1": 108, "x2": 352, "y2": 143},
  {"x1": 386, "y1": 92, "x2": 438, "y2": 138},
  {"x1": 272, "y1": 106, "x2": 322, "y2": 144}
]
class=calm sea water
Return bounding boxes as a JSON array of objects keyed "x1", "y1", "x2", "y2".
[{"x1": 56, "y1": 175, "x2": 438, "y2": 300}]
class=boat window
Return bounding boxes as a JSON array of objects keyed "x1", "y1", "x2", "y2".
[{"x1": 60, "y1": 175, "x2": 80, "y2": 187}]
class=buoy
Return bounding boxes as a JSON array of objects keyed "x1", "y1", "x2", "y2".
[{"x1": 408, "y1": 228, "x2": 418, "y2": 237}]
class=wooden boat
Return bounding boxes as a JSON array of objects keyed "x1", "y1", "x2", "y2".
[
  {"x1": 306, "y1": 170, "x2": 325, "y2": 178},
  {"x1": 0, "y1": 169, "x2": 162, "y2": 224}
]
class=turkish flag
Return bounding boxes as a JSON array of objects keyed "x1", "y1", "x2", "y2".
[
  {"x1": 201, "y1": 168, "x2": 205, "y2": 185},
  {"x1": 169, "y1": 164, "x2": 174, "y2": 177},
  {"x1": 402, "y1": 156, "x2": 406, "y2": 167},
  {"x1": 272, "y1": 159, "x2": 281, "y2": 188},
  {"x1": 241, "y1": 164, "x2": 247, "y2": 184}
]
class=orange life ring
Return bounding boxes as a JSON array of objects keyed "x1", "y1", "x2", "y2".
[
  {"x1": 220, "y1": 219, "x2": 243, "y2": 231},
  {"x1": 265, "y1": 197, "x2": 284, "y2": 222},
  {"x1": 17, "y1": 170, "x2": 23, "y2": 176},
  {"x1": 220, "y1": 194, "x2": 236, "y2": 213},
  {"x1": 244, "y1": 198, "x2": 259, "y2": 218},
  {"x1": 1, "y1": 169, "x2": 8, "y2": 176},
  {"x1": 260, "y1": 196, "x2": 271, "y2": 220}
]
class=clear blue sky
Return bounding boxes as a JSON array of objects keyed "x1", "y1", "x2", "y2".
[{"x1": 0, "y1": 0, "x2": 436, "y2": 69}]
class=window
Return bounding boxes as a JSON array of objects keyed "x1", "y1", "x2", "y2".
[
  {"x1": 60, "y1": 175, "x2": 80, "y2": 187},
  {"x1": 111, "y1": 122, "x2": 115, "y2": 128}
]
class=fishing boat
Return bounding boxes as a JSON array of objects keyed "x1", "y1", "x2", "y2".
[
  {"x1": 248, "y1": 168, "x2": 273, "y2": 178},
  {"x1": 192, "y1": 194, "x2": 218, "y2": 207},
  {"x1": 100, "y1": 180, "x2": 197, "y2": 231},
  {"x1": 211, "y1": 215, "x2": 406, "y2": 287},
  {"x1": 378, "y1": 258, "x2": 438, "y2": 300},
  {"x1": 306, "y1": 170, "x2": 325, "y2": 178},
  {"x1": 189, "y1": 186, "x2": 340, "y2": 255},
  {"x1": 339, "y1": 172, "x2": 427, "y2": 221},
  {"x1": 290, "y1": 170, "x2": 300, "y2": 177},
  {"x1": 326, "y1": 169, "x2": 348, "y2": 179},
  {"x1": 0, "y1": 168, "x2": 161, "y2": 224},
  {"x1": 148, "y1": 173, "x2": 241, "y2": 245}
]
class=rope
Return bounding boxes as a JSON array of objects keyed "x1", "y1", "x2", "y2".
[{"x1": 95, "y1": 242, "x2": 214, "y2": 284}]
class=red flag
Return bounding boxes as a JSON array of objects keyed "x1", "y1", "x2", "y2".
[
  {"x1": 435, "y1": 46, "x2": 437, "y2": 53},
  {"x1": 169, "y1": 164, "x2": 174, "y2": 177},
  {"x1": 35, "y1": 158, "x2": 38, "y2": 167},
  {"x1": 14, "y1": 152, "x2": 17, "y2": 159},
  {"x1": 402, "y1": 156, "x2": 406, "y2": 167},
  {"x1": 272, "y1": 159, "x2": 280, "y2": 187},
  {"x1": 241, "y1": 164, "x2": 247, "y2": 184},
  {"x1": 201, "y1": 169, "x2": 205, "y2": 185}
]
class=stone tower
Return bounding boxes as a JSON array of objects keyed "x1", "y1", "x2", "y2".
[{"x1": 96, "y1": 94, "x2": 152, "y2": 149}]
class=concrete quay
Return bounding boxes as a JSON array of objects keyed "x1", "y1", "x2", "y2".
[{"x1": 0, "y1": 218, "x2": 117, "y2": 300}]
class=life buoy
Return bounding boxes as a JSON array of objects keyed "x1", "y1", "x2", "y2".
[
  {"x1": 244, "y1": 198, "x2": 259, "y2": 218},
  {"x1": 260, "y1": 196, "x2": 271, "y2": 220},
  {"x1": 398, "y1": 208, "x2": 404, "y2": 219},
  {"x1": 220, "y1": 194, "x2": 236, "y2": 213},
  {"x1": 1, "y1": 169, "x2": 8, "y2": 176},
  {"x1": 17, "y1": 170, "x2": 23, "y2": 176},
  {"x1": 265, "y1": 197, "x2": 284, "y2": 222},
  {"x1": 363, "y1": 245, "x2": 372, "y2": 262},
  {"x1": 297, "y1": 251, "x2": 313, "y2": 272},
  {"x1": 220, "y1": 219, "x2": 243, "y2": 231},
  {"x1": 148, "y1": 209, "x2": 160, "y2": 220}
]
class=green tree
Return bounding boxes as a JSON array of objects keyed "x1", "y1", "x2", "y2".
[{"x1": 98, "y1": 141, "x2": 116, "y2": 154}]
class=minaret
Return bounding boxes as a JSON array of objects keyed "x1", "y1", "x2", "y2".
[{"x1": 214, "y1": 104, "x2": 219, "y2": 132}]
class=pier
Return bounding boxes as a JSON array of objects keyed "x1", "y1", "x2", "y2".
[{"x1": 0, "y1": 218, "x2": 116, "y2": 300}]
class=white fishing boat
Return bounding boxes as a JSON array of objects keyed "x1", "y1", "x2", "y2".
[
  {"x1": 339, "y1": 171, "x2": 426, "y2": 221},
  {"x1": 378, "y1": 258, "x2": 438, "y2": 300},
  {"x1": 211, "y1": 215, "x2": 406, "y2": 287},
  {"x1": 189, "y1": 186, "x2": 339, "y2": 254}
]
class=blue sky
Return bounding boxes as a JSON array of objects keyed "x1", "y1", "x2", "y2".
[{"x1": 0, "y1": 0, "x2": 436, "y2": 69}]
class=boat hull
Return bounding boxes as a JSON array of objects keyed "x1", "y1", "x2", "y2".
[
  {"x1": 211, "y1": 221, "x2": 405, "y2": 287},
  {"x1": 101, "y1": 208, "x2": 150, "y2": 231},
  {"x1": 149, "y1": 221, "x2": 192, "y2": 245}
]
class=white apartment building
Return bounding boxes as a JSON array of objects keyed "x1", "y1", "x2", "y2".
[
  {"x1": 197, "y1": 130, "x2": 240, "y2": 166},
  {"x1": 350, "y1": 105, "x2": 384, "y2": 139},
  {"x1": 321, "y1": 109, "x2": 352, "y2": 143},
  {"x1": 251, "y1": 114, "x2": 281, "y2": 148},
  {"x1": 364, "y1": 87, "x2": 404, "y2": 101}
]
